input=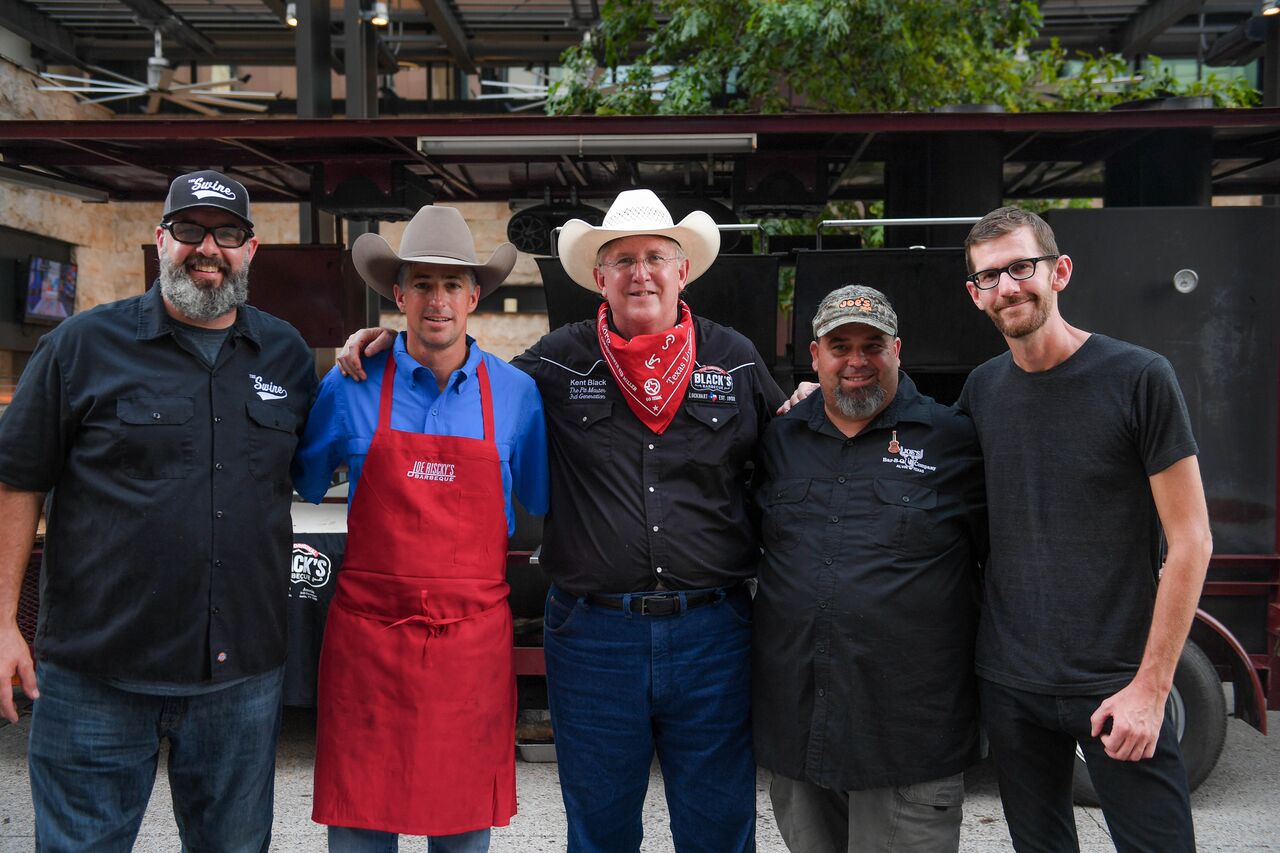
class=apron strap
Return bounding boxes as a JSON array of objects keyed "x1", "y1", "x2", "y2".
[{"x1": 375, "y1": 345, "x2": 496, "y2": 446}]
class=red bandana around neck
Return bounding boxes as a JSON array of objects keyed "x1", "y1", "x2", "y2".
[{"x1": 597, "y1": 301, "x2": 696, "y2": 435}]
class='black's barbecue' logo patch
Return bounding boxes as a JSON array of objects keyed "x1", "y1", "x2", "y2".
[{"x1": 687, "y1": 366, "x2": 736, "y2": 404}]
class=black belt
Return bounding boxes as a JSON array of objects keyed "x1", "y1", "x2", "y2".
[{"x1": 585, "y1": 587, "x2": 725, "y2": 617}]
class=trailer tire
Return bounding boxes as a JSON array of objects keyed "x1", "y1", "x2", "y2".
[{"x1": 1072, "y1": 641, "x2": 1227, "y2": 806}]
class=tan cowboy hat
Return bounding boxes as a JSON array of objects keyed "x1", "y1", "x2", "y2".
[
  {"x1": 352, "y1": 205, "x2": 517, "y2": 301},
  {"x1": 558, "y1": 189, "x2": 721, "y2": 291}
]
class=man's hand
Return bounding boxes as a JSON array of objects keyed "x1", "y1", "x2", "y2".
[
  {"x1": 777, "y1": 381, "x2": 819, "y2": 415},
  {"x1": 336, "y1": 328, "x2": 396, "y2": 381},
  {"x1": 1089, "y1": 677, "x2": 1167, "y2": 761},
  {"x1": 0, "y1": 623, "x2": 36, "y2": 723}
]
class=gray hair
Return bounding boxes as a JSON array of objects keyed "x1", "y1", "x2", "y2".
[
  {"x1": 964, "y1": 206, "x2": 1059, "y2": 272},
  {"x1": 595, "y1": 236, "x2": 686, "y2": 266}
]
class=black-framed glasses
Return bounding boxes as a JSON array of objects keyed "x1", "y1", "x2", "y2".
[
  {"x1": 966, "y1": 255, "x2": 1059, "y2": 290},
  {"x1": 162, "y1": 220, "x2": 253, "y2": 249}
]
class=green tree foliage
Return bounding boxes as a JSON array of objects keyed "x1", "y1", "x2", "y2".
[{"x1": 546, "y1": 0, "x2": 1259, "y2": 115}]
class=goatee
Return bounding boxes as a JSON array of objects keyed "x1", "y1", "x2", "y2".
[
  {"x1": 159, "y1": 254, "x2": 250, "y2": 322},
  {"x1": 832, "y1": 381, "x2": 886, "y2": 421}
]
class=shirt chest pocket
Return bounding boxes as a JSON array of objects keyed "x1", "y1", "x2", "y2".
[
  {"x1": 683, "y1": 403, "x2": 743, "y2": 467},
  {"x1": 873, "y1": 477, "x2": 940, "y2": 557},
  {"x1": 115, "y1": 396, "x2": 194, "y2": 480},
  {"x1": 246, "y1": 400, "x2": 298, "y2": 482},
  {"x1": 567, "y1": 402, "x2": 613, "y2": 465},
  {"x1": 763, "y1": 478, "x2": 810, "y2": 553}
]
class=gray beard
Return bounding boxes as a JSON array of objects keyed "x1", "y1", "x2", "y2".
[
  {"x1": 158, "y1": 254, "x2": 250, "y2": 322},
  {"x1": 832, "y1": 381, "x2": 886, "y2": 420}
]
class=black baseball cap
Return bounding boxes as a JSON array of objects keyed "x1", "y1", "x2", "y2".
[{"x1": 162, "y1": 170, "x2": 254, "y2": 230}]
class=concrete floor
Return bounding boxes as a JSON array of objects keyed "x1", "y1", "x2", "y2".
[{"x1": 1, "y1": 702, "x2": 1277, "y2": 852}]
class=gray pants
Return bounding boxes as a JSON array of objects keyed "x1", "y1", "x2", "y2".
[{"x1": 770, "y1": 771, "x2": 965, "y2": 853}]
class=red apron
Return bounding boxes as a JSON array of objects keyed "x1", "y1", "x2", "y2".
[{"x1": 312, "y1": 355, "x2": 515, "y2": 836}]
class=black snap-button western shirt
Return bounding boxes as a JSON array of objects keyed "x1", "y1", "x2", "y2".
[
  {"x1": 0, "y1": 284, "x2": 316, "y2": 683},
  {"x1": 752, "y1": 374, "x2": 987, "y2": 791},
  {"x1": 512, "y1": 314, "x2": 785, "y2": 594}
]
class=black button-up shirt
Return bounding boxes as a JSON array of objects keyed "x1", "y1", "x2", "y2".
[
  {"x1": 0, "y1": 285, "x2": 316, "y2": 683},
  {"x1": 752, "y1": 374, "x2": 987, "y2": 791},
  {"x1": 512, "y1": 314, "x2": 784, "y2": 594}
]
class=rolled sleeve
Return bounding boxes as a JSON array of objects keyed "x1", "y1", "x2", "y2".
[
  {"x1": 0, "y1": 335, "x2": 69, "y2": 492},
  {"x1": 290, "y1": 367, "x2": 347, "y2": 504}
]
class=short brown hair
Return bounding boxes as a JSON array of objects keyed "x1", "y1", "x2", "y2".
[{"x1": 964, "y1": 206, "x2": 1059, "y2": 272}]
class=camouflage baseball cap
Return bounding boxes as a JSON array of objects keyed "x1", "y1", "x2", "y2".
[{"x1": 812, "y1": 285, "x2": 898, "y2": 339}]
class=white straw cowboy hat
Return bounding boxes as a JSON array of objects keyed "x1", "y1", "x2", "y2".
[
  {"x1": 352, "y1": 205, "x2": 517, "y2": 301},
  {"x1": 558, "y1": 189, "x2": 721, "y2": 291}
]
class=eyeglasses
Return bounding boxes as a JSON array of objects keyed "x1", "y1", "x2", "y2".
[
  {"x1": 966, "y1": 255, "x2": 1059, "y2": 290},
  {"x1": 162, "y1": 221, "x2": 253, "y2": 249},
  {"x1": 597, "y1": 254, "x2": 680, "y2": 274}
]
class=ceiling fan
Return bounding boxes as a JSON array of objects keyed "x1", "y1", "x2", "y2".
[{"x1": 37, "y1": 30, "x2": 280, "y2": 115}]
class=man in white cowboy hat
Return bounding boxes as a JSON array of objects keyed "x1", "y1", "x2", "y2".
[
  {"x1": 292, "y1": 204, "x2": 549, "y2": 852},
  {"x1": 339, "y1": 189, "x2": 785, "y2": 851}
]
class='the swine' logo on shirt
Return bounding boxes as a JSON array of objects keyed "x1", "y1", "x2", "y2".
[{"x1": 249, "y1": 374, "x2": 288, "y2": 400}]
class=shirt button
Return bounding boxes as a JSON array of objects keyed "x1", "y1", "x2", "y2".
[
  {"x1": 216, "y1": 511, "x2": 224, "y2": 518},
  {"x1": 648, "y1": 486, "x2": 655, "y2": 493},
  {"x1": 656, "y1": 567, "x2": 664, "y2": 573},
  {"x1": 582, "y1": 416, "x2": 588, "y2": 422},
  {"x1": 216, "y1": 651, "x2": 227, "y2": 663},
  {"x1": 212, "y1": 607, "x2": 221, "y2": 615},
  {"x1": 648, "y1": 443, "x2": 655, "y2": 450},
  {"x1": 817, "y1": 688, "x2": 826, "y2": 698},
  {"x1": 837, "y1": 476, "x2": 846, "y2": 484},
  {"x1": 902, "y1": 496, "x2": 910, "y2": 503},
  {"x1": 817, "y1": 645, "x2": 826, "y2": 654},
  {"x1": 711, "y1": 417, "x2": 718, "y2": 423},
  {"x1": 214, "y1": 416, "x2": 222, "y2": 423},
  {"x1": 151, "y1": 412, "x2": 161, "y2": 420},
  {"x1": 214, "y1": 560, "x2": 223, "y2": 567},
  {"x1": 215, "y1": 462, "x2": 223, "y2": 470},
  {"x1": 830, "y1": 516, "x2": 839, "y2": 523},
  {"x1": 819, "y1": 600, "x2": 828, "y2": 609},
  {"x1": 652, "y1": 525, "x2": 659, "y2": 532},
  {"x1": 431, "y1": 409, "x2": 438, "y2": 416},
  {"x1": 824, "y1": 558, "x2": 833, "y2": 565}
]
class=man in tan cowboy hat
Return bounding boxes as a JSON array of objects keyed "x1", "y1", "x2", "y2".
[
  {"x1": 341, "y1": 188, "x2": 785, "y2": 851},
  {"x1": 292, "y1": 204, "x2": 549, "y2": 852}
]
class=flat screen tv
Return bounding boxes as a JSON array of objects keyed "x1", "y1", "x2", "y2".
[{"x1": 24, "y1": 257, "x2": 76, "y2": 325}]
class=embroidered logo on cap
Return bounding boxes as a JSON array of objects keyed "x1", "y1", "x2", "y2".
[
  {"x1": 250, "y1": 374, "x2": 288, "y2": 400},
  {"x1": 188, "y1": 176, "x2": 238, "y2": 202},
  {"x1": 408, "y1": 460, "x2": 456, "y2": 482}
]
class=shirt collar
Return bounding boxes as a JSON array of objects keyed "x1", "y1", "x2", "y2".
[
  {"x1": 803, "y1": 371, "x2": 934, "y2": 437},
  {"x1": 137, "y1": 282, "x2": 262, "y2": 348},
  {"x1": 393, "y1": 332, "x2": 480, "y2": 393}
]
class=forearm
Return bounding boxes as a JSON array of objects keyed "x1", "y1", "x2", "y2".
[
  {"x1": 0, "y1": 484, "x2": 42, "y2": 624},
  {"x1": 1134, "y1": 536, "x2": 1213, "y2": 695}
]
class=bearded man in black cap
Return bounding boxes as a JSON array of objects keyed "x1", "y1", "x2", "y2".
[{"x1": 0, "y1": 169, "x2": 315, "y2": 852}]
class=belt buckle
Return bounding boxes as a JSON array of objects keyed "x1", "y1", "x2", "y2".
[{"x1": 638, "y1": 595, "x2": 678, "y2": 617}]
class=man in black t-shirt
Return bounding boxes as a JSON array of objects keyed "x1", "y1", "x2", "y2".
[{"x1": 957, "y1": 207, "x2": 1212, "y2": 852}]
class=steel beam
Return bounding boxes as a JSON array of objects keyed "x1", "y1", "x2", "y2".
[
  {"x1": 0, "y1": 0, "x2": 79, "y2": 62},
  {"x1": 296, "y1": 0, "x2": 332, "y2": 117},
  {"x1": 416, "y1": 0, "x2": 476, "y2": 74},
  {"x1": 1117, "y1": 0, "x2": 1203, "y2": 57},
  {"x1": 115, "y1": 0, "x2": 216, "y2": 55}
]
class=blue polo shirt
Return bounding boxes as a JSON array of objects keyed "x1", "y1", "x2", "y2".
[{"x1": 291, "y1": 333, "x2": 549, "y2": 533}]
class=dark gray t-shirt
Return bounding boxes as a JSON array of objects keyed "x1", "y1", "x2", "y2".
[
  {"x1": 169, "y1": 317, "x2": 232, "y2": 366},
  {"x1": 957, "y1": 334, "x2": 1197, "y2": 694}
]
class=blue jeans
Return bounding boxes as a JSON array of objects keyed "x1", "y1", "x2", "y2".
[
  {"x1": 28, "y1": 661, "x2": 283, "y2": 853},
  {"x1": 328, "y1": 826, "x2": 491, "y2": 852},
  {"x1": 979, "y1": 678, "x2": 1195, "y2": 853},
  {"x1": 543, "y1": 584, "x2": 756, "y2": 853}
]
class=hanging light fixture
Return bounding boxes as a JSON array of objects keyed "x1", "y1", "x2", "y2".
[
  {"x1": 1264, "y1": 0, "x2": 1280, "y2": 16},
  {"x1": 285, "y1": 2, "x2": 298, "y2": 27},
  {"x1": 368, "y1": 1, "x2": 390, "y2": 26}
]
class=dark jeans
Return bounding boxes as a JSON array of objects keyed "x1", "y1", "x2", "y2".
[
  {"x1": 979, "y1": 678, "x2": 1195, "y2": 853},
  {"x1": 543, "y1": 584, "x2": 756, "y2": 853},
  {"x1": 28, "y1": 661, "x2": 283, "y2": 853}
]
